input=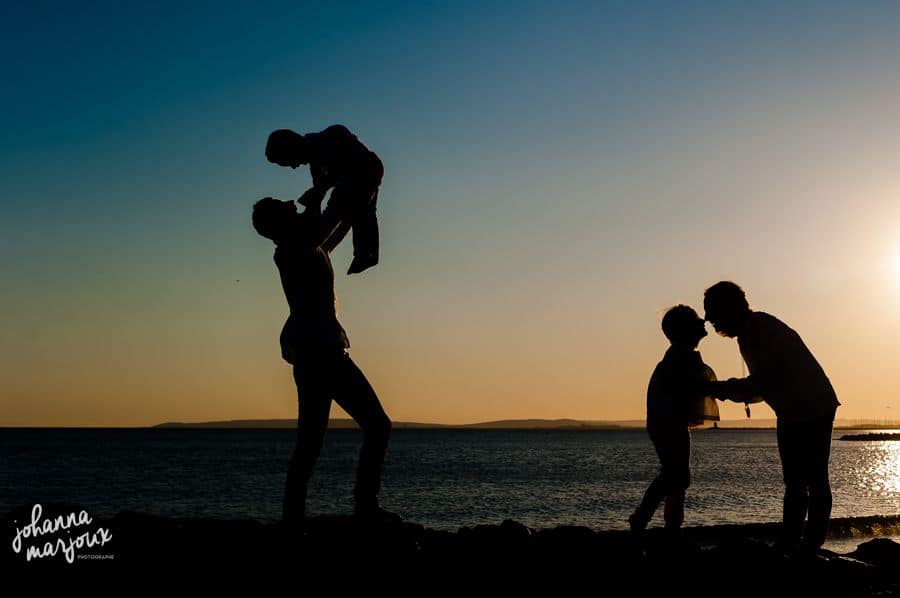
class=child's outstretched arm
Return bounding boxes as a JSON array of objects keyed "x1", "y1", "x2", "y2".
[{"x1": 709, "y1": 377, "x2": 765, "y2": 403}]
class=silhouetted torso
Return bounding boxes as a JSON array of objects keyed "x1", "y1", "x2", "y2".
[
  {"x1": 305, "y1": 125, "x2": 383, "y2": 187},
  {"x1": 738, "y1": 311, "x2": 839, "y2": 421},
  {"x1": 647, "y1": 346, "x2": 713, "y2": 426},
  {"x1": 274, "y1": 240, "x2": 349, "y2": 364}
]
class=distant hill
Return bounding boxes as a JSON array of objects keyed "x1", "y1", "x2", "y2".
[
  {"x1": 152, "y1": 418, "x2": 900, "y2": 430},
  {"x1": 457, "y1": 419, "x2": 635, "y2": 429},
  {"x1": 154, "y1": 419, "x2": 436, "y2": 430},
  {"x1": 154, "y1": 418, "x2": 638, "y2": 430}
]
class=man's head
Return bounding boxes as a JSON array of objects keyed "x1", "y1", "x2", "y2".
[
  {"x1": 252, "y1": 197, "x2": 299, "y2": 243},
  {"x1": 703, "y1": 281, "x2": 751, "y2": 338},
  {"x1": 661, "y1": 304, "x2": 707, "y2": 348},
  {"x1": 265, "y1": 129, "x2": 307, "y2": 168}
]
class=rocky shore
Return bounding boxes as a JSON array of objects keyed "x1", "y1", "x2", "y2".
[{"x1": 3, "y1": 506, "x2": 899, "y2": 594}]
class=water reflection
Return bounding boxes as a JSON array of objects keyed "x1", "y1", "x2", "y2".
[
  {"x1": 832, "y1": 432, "x2": 900, "y2": 516},
  {"x1": 859, "y1": 441, "x2": 900, "y2": 494}
]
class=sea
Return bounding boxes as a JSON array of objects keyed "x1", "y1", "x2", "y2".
[{"x1": 2, "y1": 428, "x2": 899, "y2": 550}]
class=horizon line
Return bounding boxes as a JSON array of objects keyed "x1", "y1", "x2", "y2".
[{"x1": 3, "y1": 417, "x2": 900, "y2": 431}]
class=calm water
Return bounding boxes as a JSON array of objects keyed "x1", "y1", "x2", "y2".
[{"x1": 2, "y1": 429, "x2": 899, "y2": 535}]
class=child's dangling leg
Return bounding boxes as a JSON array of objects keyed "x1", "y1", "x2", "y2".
[{"x1": 347, "y1": 188, "x2": 380, "y2": 275}]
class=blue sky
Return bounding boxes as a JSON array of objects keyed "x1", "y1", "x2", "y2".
[{"x1": 2, "y1": 1, "x2": 900, "y2": 425}]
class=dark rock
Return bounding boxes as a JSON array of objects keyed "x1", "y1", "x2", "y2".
[
  {"x1": 2, "y1": 505, "x2": 899, "y2": 596},
  {"x1": 849, "y1": 538, "x2": 900, "y2": 569},
  {"x1": 500, "y1": 519, "x2": 532, "y2": 538}
]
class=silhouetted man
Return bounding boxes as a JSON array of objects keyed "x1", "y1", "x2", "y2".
[
  {"x1": 704, "y1": 281, "x2": 839, "y2": 552},
  {"x1": 265, "y1": 125, "x2": 384, "y2": 275},
  {"x1": 252, "y1": 193, "x2": 392, "y2": 526}
]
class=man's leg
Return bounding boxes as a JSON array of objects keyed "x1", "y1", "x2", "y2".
[
  {"x1": 803, "y1": 415, "x2": 835, "y2": 548},
  {"x1": 283, "y1": 359, "x2": 334, "y2": 525},
  {"x1": 777, "y1": 419, "x2": 808, "y2": 549},
  {"x1": 331, "y1": 352, "x2": 392, "y2": 514}
]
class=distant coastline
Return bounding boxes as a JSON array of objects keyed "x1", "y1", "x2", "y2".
[
  {"x1": 3, "y1": 419, "x2": 898, "y2": 430},
  {"x1": 840, "y1": 432, "x2": 900, "y2": 441},
  {"x1": 150, "y1": 418, "x2": 900, "y2": 431},
  {"x1": 153, "y1": 418, "x2": 639, "y2": 430}
]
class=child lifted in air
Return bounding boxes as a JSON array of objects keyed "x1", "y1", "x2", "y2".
[{"x1": 266, "y1": 125, "x2": 384, "y2": 275}]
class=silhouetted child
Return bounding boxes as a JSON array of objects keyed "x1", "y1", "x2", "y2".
[
  {"x1": 630, "y1": 305, "x2": 719, "y2": 540},
  {"x1": 266, "y1": 125, "x2": 384, "y2": 275}
]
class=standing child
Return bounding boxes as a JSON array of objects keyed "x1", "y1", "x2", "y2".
[{"x1": 630, "y1": 305, "x2": 719, "y2": 540}]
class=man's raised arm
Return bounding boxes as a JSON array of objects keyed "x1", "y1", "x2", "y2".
[{"x1": 295, "y1": 187, "x2": 345, "y2": 250}]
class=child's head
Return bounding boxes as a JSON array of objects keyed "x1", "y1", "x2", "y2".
[
  {"x1": 265, "y1": 129, "x2": 307, "y2": 168},
  {"x1": 661, "y1": 304, "x2": 707, "y2": 347},
  {"x1": 252, "y1": 197, "x2": 299, "y2": 242}
]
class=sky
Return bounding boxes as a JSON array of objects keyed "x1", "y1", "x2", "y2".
[{"x1": 2, "y1": 1, "x2": 900, "y2": 426}]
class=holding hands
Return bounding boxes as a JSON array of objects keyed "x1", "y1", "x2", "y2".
[{"x1": 706, "y1": 379, "x2": 764, "y2": 413}]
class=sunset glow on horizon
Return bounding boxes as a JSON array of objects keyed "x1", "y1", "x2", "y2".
[{"x1": 2, "y1": 1, "x2": 900, "y2": 427}]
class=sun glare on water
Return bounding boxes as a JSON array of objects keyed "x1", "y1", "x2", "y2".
[{"x1": 863, "y1": 440, "x2": 900, "y2": 495}]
